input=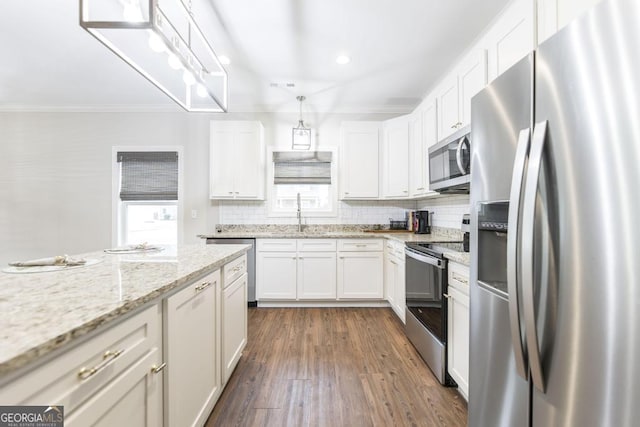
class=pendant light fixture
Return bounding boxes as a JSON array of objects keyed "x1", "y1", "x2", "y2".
[
  {"x1": 79, "y1": 0, "x2": 228, "y2": 112},
  {"x1": 292, "y1": 96, "x2": 311, "y2": 150}
]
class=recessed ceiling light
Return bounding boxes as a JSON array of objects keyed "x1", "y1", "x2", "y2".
[
  {"x1": 219, "y1": 55, "x2": 231, "y2": 65},
  {"x1": 335, "y1": 55, "x2": 351, "y2": 65}
]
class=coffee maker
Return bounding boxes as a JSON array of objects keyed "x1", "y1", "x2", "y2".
[{"x1": 414, "y1": 210, "x2": 431, "y2": 234}]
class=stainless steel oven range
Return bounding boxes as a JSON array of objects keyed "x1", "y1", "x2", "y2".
[{"x1": 405, "y1": 241, "x2": 463, "y2": 386}]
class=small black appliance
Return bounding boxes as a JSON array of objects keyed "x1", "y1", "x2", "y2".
[
  {"x1": 414, "y1": 210, "x2": 431, "y2": 234},
  {"x1": 461, "y1": 214, "x2": 470, "y2": 252}
]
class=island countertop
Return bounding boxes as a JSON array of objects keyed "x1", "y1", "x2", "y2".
[{"x1": 0, "y1": 244, "x2": 250, "y2": 379}]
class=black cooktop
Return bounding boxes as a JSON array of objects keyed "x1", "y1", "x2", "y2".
[{"x1": 406, "y1": 241, "x2": 465, "y2": 258}]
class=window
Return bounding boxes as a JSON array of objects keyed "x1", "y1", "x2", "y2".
[
  {"x1": 113, "y1": 149, "x2": 182, "y2": 246},
  {"x1": 269, "y1": 150, "x2": 336, "y2": 217}
]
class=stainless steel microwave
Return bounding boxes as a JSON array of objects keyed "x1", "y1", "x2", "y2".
[{"x1": 428, "y1": 125, "x2": 470, "y2": 193}]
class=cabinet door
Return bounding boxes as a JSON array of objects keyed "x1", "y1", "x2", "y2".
[
  {"x1": 421, "y1": 100, "x2": 438, "y2": 195},
  {"x1": 234, "y1": 122, "x2": 264, "y2": 199},
  {"x1": 297, "y1": 252, "x2": 337, "y2": 299},
  {"x1": 437, "y1": 74, "x2": 460, "y2": 139},
  {"x1": 487, "y1": 0, "x2": 534, "y2": 79},
  {"x1": 458, "y1": 49, "x2": 488, "y2": 127},
  {"x1": 256, "y1": 251, "x2": 297, "y2": 299},
  {"x1": 447, "y1": 286, "x2": 470, "y2": 399},
  {"x1": 393, "y1": 257, "x2": 406, "y2": 324},
  {"x1": 210, "y1": 122, "x2": 236, "y2": 199},
  {"x1": 382, "y1": 117, "x2": 410, "y2": 198},
  {"x1": 409, "y1": 112, "x2": 426, "y2": 197},
  {"x1": 337, "y1": 252, "x2": 384, "y2": 299},
  {"x1": 66, "y1": 348, "x2": 163, "y2": 427},
  {"x1": 384, "y1": 249, "x2": 396, "y2": 307},
  {"x1": 340, "y1": 122, "x2": 380, "y2": 199},
  {"x1": 222, "y1": 273, "x2": 248, "y2": 384},
  {"x1": 165, "y1": 270, "x2": 221, "y2": 427}
]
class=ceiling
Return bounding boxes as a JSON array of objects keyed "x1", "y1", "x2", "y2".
[{"x1": 0, "y1": 0, "x2": 510, "y2": 114}]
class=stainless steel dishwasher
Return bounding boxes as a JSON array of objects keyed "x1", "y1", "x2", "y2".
[{"x1": 206, "y1": 238, "x2": 256, "y2": 305}]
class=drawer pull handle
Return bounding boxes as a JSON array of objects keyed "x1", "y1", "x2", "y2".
[
  {"x1": 78, "y1": 349, "x2": 124, "y2": 380},
  {"x1": 195, "y1": 281, "x2": 212, "y2": 292},
  {"x1": 452, "y1": 273, "x2": 469, "y2": 285},
  {"x1": 151, "y1": 362, "x2": 167, "y2": 374},
  {"x1": 356, "y1": 244, "x2": 367, "y2": 248}
]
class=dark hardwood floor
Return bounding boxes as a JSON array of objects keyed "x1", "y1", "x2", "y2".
[{"x1": 206, "y1": 307, "x2": 467, "y2": 427}]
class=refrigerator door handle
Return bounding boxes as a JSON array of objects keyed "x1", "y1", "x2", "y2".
[
  {"x1": 456, "y1": 136, "x2": 470, "y2": 175},
  {"x1": 506, "y1": 128, "x2": 532, "y2": 380},
  {"x1": 521, "y1": 120, "x2": 548, "y2": 393}
]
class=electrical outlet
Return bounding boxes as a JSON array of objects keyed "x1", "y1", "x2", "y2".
[{"x1": 191, "y1": 209, "x2": 198, "y2": 219}]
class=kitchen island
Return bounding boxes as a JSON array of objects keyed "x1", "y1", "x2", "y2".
[{"x1": 0, "y1": 243, "x2": 250, "y2": 427}]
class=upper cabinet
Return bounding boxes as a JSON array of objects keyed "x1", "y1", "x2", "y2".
[
  {"x1": 410, "y1": 101, "x2": 438, "y2": 198},
  {"x1": 339, "y1": 121, "x2": 380, "y2": 199},
  {"x1": 210, "y1": 121, "x2": 265, "y2": 200},
  {"x1": 382, "y1": 115, "x2": 410, "y2": 199},
  {"x1": 538, "y1": 0, "x2": 603, "y2": 44},
  {"x1": 437, "y1": 49, "x2": 487, "y2": 139}
]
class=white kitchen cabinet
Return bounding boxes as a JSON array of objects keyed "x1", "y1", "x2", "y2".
[
  {"x1": 337, "y1": 240, "x2": 384, "y2": 299},
  {"x1": 537, "y1": 0, "x2": 602, "y2": 44},
  {"x1": 222, "y1": 272, "x2": 247, "y2": 384},
  {"x1": 447, "y1": 262, "x2": 470, "y2": 400},
  {"x1": 164, "y1": 269, "x2": 221, "y2": 427},
  {"x1": 298, "y1": 252, "x2": 338, "y2": 299},
  {"x1": 382, "y1": 115, "x2": 410, "y2": 198},
  {"x1": 437, "y1": 50, "x2": 487, "y2": 139},
  {"x1": 410, "y1": 101, "x2": 438, "y2": 198},
  {"x1": 0, "y1": 304, "x2": 163, "y2": 424},
  {"x1": 485, "y1": 0, "x2": 533, "y2": 79},
  {"x1": 256, "y1": 250, "x2": 298, "y2": 300},
  {"x1": 384, "y1": 240, "x2": 406, "y2": 323},
  {"x1": 339, "y1": 121, "x2": 380, "y2": 199},
  {"x1": 257, "y1": 239, "x2": 337, "y2": 301},
  {"x1": 210, "y1": 121, "x2": 265, "y2": 200},
  {"x1": 66, "y1": 348, "x2": 163, "y2": 427}
]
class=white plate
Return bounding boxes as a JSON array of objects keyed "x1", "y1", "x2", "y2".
[
  {"x1": 104, "y1": 247, "x2": 164, "y2": 254},
  {"x1": 2, "y1": 258, "x2": 103, "y2": 274}
]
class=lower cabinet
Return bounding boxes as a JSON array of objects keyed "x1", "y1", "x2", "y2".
[
  {"x1": 222, "y1": 272, "x2": 248, "y2": 384},
  {"x1": 384, "y1": 240, "x2": 406, "y2": 323},
  {"x1": 447, "y1": 262, "x2": 470, "y2": 399},
  {"x1": 257, "y1": 239, "x2": 383, "y2": 302},
  {"x1": 66, "y1": 348, "x2": 163, "y2": 427},
  {"x1": 0, "y1": 304, "x2": 164, "y2": 426},
  {"x1": 164, "y1": 269, "x2": 221, "y2": 427}
]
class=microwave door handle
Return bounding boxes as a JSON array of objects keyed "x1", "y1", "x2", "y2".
[
  {"x1": 507, "y1": 128, "x2": 532, "y2": 380},
  {"x1": 522, "y1": 120, "x2": 548, "y2": 393},
  {"x1": 456, "y1": 136, "x2": 470, "y2": 175}
]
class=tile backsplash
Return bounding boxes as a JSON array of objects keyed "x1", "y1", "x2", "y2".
[
  {"x1": 416, "y1": 194, "x2": 470, "y2": 229},
  {"x1": 218, "y1": 194, "x2": 470, "y2": 229}
]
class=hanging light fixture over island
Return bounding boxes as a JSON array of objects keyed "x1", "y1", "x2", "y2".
[{"x1": 79, "y1": 0, "x2": 228, "y2": 112}]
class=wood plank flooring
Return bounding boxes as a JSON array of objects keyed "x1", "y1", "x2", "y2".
[{"x1": 206, "y1": 308, "x2": 467, "y2": 427}]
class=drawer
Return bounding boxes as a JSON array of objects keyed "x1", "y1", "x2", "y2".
[
  {"x1": 385, "y1": 240, "x2": 405, "y2": 258},
  {"x1": 297, "y1": 239, "x2": 337, "y2": 252},
  {"x1": 338, "y1": 239, "x2": 383, "y2": 252},
  {"x1": 0, "y1": 304, "x2": 161, "y2": 414},
  {"x1": 257, "y1": 239, "x2": 297, "y2": 252},
  {"x1": 448, "y1": 261, "x2": 470, "y2": 294},
  {"x1": 224, "y1": 253, "x2": 247, "y2": 286}
]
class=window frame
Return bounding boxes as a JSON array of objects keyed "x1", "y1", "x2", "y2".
[
  {"x1": 112, "y1": 146, "x2": 184, "y2": 247},
  {"x1": 266, "y1": 147, "x2": 338, "y2": 218}
]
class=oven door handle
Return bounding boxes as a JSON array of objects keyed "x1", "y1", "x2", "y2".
[{"x1": 405, "y1": 248, "x2": 445, "y2": 269}]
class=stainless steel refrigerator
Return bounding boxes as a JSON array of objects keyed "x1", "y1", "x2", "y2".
[{"x1": 469, "y1": 0, "x2": 640, "y2": 425}]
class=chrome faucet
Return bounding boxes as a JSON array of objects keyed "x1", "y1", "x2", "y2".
[{"x1": 297, "y1": 192, "x2": 302, "y2": 232}]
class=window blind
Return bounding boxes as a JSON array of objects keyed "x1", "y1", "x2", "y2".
[
  {"x1": 117, "y1": 151, "x2": 178, "y2": 201},
  {"x1": 273, "y1": 151, "x2": 332, "y2": 184}
]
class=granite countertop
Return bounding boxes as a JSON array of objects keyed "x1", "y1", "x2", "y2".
[
  {"x1": 0, "y1": 244, "x2": 250, "y2": 379},
  {"x1": 200, "y1": 230, "x2": 471, "y2": 266}
]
